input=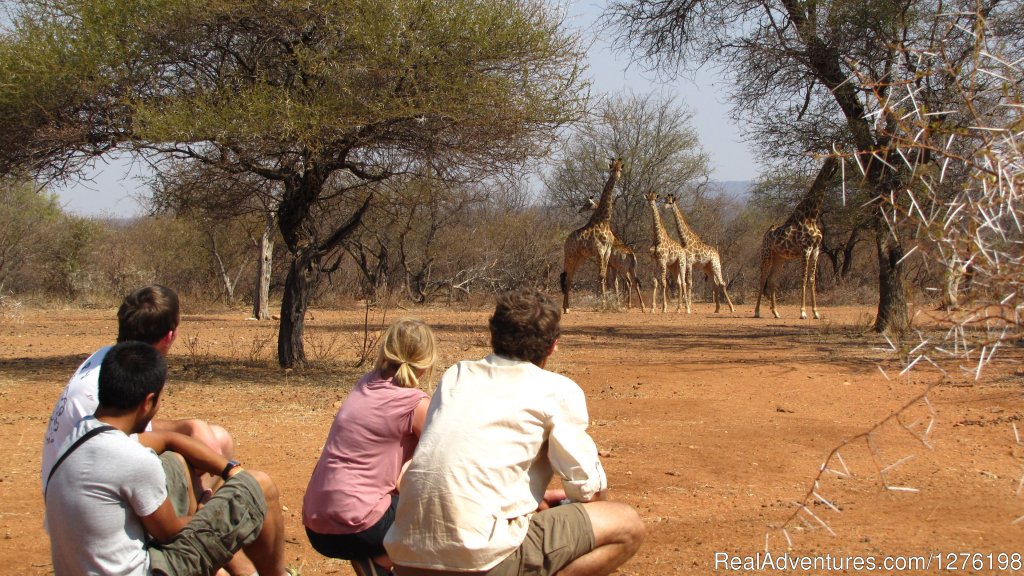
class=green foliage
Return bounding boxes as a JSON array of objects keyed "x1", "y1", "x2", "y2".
[
  {"x1": 0, "y1": 179, "x2": 62, "y2": 292},
  {"x1": 41, "y1": 215, "x2": 103, "y2": 298},
  {"x1": 0, "y1": 0, "x2": 587, "y2": 180}
]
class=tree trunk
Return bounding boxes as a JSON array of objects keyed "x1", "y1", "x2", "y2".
[
  {"x1": 252, "y1": 211, "x2": 275, "y2": 320},
  {"x1": 207, "y1": 232, "x2": 237, "y2": 305},
  {"x1": 840, "y1": 228, "x2": 860, "y2": 280},
  {"x1": 873, "y1": 224, "x2": 910, "y2": 335},
  {"x1": 275, "y1": 183, "x2": 371, "y2": 368},
  {"x1": 277, "y1": 248, "x2": 317, "y2": 368}
]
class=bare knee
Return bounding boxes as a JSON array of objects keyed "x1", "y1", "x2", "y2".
[
  {"x1": 584, "y1": 501, "x2": 645, "y2": 552},
  {"x1": 246, "y1": 470, "x2": 279, "y2": 503},
  {"x1": 211, "y1": 424, "x2": 235, "y2": 458}
]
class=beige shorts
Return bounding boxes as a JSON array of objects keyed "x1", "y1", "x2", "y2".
[
  {"x1": 397, "y1": 503, "x2": 595, "y2": 576},
  {"x1": 148, "y1": 471, "x2": 267, "y2": 576}
]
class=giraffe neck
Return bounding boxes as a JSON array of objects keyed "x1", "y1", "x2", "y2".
[
  {"x1": 669, "y1": 202, "x2": 698, "y2": 244},
  {"x1": 786, "y1": 157, "x2": 838, "y2": 226},
  {"x1": 648, "y1": 200, "x2": 670, "y2": 245},
  {"x1": 587, "y1": 167, "x2": 619, "y2": 227}
]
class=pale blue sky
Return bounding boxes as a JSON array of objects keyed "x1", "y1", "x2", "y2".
[{"x1": 53, "y1": 1, "x2": 759, "y2": 217}]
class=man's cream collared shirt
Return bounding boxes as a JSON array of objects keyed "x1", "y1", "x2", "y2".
[{"x1": 385, "y1": 354, "x2": 607, "y2": 572}]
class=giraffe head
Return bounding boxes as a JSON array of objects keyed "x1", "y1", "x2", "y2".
[
  {"x1": 665, "y1": 194, "x2": 677, "y2": 208},
  {"x1": 644, "y1": 191, "x2": 658, "y2": 204},
  {"x1": 609, "y1": 158, "x2": 624, "y2": 178}
]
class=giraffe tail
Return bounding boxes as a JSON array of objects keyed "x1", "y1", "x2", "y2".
[{"x1": 559, "y1": 271, "x2": 568, "y2": 295}]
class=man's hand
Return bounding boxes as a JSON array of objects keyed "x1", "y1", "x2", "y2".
[{"x1": 537, "y1": 489, "x2": 569, "y2": 511}]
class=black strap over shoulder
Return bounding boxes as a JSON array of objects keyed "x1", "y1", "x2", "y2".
[{"x1": 44, "y1": 424, "x2": 117, "y2": 498}]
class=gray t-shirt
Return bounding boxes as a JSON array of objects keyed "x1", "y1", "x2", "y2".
[{"x1": 45, "y1": 416, "x2": 167, "y2": 576}]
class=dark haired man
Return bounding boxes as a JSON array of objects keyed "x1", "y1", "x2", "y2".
[
  {"x1": 42, "y1": 285, "x2": 234, "y2": 492},
  {"x1": 384, "y1": 288, "x2": 644, "y2": 576},
  {"x1": 43, "y1": 341, "x2": 289, "y2": 576}
]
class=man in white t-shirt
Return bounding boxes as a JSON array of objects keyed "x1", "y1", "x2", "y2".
[
  {"x1": 385, "y1": 288, "x2": 645, "y2": 576},
  {"x1": 44, "y1": 340, "x2": 289, "y2": 576},
  {"x1": 42, "y1": 285, "x2": 233, "y2": 490}
]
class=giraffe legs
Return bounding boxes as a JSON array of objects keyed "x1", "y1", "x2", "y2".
[
  {"x1": 718, "y1": 282, "x2": 736, "y2": 314},
  {"x1": 767, "y1": 260, "x2": 783, "y2": 318},
  {"x1": 710, "y1": 259, "x2": 735, "y2": 314},
  {"x1": 754, "y1": 257, "x2": 771, "y2": 319},
  {"x1": 561, "y1": 256, "x2": 583, "y2": 314},
  {"x1": 598, "y1": 252, "x2": 611, "y2": 311},
  {"x1": 801, "y1": 245, "x2": 821, "y2": 320},
  {"x1": 651, "y1": 266, "x2": 668, "y2": 313},
  {"x1": 630, "y1": 272, "x2": 646, "y2": 313},
  {"x1": 607, "y1": 265, "x2": 621, "y2": 308},
  {"x1": 756, "y1": 259, "x2": 784, "y2": 319},
  {"x1": 672, "y1": 263, "x2": 684, "y2": 313},
  {"x1": 681, "y1": 261, "x2": 693, "y2": 314}
]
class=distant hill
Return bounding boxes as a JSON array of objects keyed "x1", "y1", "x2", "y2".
[{"x1": 711, "y1": 180, "x2": 753, "y2": 200}]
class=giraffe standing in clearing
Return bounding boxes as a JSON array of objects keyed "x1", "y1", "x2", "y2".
[
  {"x1": 644, "y1": 191, "x2": 687, "y2": 313},
  {"x1": 561, "y1": 158, "x2": 623, "y2": 313},
  {"x1": 664, "y1": 194, "x2": 735, "y2": 313},
  {"x1": 607, "y1": 239, "x2": 646, "y2": 310},
  {"x1": 582, "y1": 196, "x2": 646, "y2": 311},
  {"x1": 755, "y1": 157, "x2": 839, "y2": 319}
]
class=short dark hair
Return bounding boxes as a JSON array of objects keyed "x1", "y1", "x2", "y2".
[
  {"x1": 98, "y1": 341, "x2": 167, "y2": 410},
  {"x1": 117, "y1": 285, "x2": 180, "y2": 344},
  {"x1": 489, "y1": 288, "x2": 561, "y2": 366}
]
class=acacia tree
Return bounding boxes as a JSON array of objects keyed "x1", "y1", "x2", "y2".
[
  {"x1": 0, "y1": 0, "x2": 588, "y2": 366},
  {"x1": 606, "y1": 0, "x2": 1020, "y2": 332}
]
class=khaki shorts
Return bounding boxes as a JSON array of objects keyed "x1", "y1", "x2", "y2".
[
  {"x1": 149, "y1": 471, "x2": 267, "y2": 576},
  {"x1": 397, "y1": 503, "x2": 595, "y2": 576},
  {"x1": 158, "y1": 451, "x2": 190, "y2": 517}
]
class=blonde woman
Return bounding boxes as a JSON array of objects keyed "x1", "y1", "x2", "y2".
[{"x1": 303, "y1": 318, "x2": 436, "y2": 576}]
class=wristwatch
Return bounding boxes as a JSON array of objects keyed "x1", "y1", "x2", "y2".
[{"x1": 220, "y1": 459, "x2": 241, "y2": 480}]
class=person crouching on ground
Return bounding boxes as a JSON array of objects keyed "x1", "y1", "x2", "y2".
[
  {"x1": 384, "y1": 288, "x2": 645, "y2": 576},
  {"x1": 304, "y1": 318, "x2": 437, "y2": 576},
  {"x1": 43, "y1": 340, "x2": 289, "y2": 576}
]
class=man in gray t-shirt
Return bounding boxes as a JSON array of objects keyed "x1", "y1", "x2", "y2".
[{"x1": 44, "y1": 341, "x2": 291, "y2": 576}]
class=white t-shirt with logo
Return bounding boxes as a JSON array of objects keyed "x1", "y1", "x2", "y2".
[{"x1": 41, "y1": 346, "x2": 112, "y2": 488}]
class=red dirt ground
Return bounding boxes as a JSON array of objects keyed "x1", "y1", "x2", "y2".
[{"x1": 1, "y1": 302, "x2": 1022, "y2": 575}]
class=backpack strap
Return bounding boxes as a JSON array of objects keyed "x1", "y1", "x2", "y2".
[{"x1": 45, "y1": 425, "x2": 117, "y2": 498}]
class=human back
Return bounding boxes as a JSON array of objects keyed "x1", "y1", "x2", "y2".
[
  {"x1": 304, "y1": 318, "x2": 437, "y2": 574},
  {"x1": 45, "y1": 416, "x2": 166, "y2": 575},
  {"x1": 389, "y1": 354, "x2": 600, "y2": 570},
  {"x1": 383, "y1": 289, "x2": 642, "y2": 576},
  {"x1": 41, "y1": 285, "x2": 181, "y2": 485},
  {"x1": 303, "y1": 370, "x2": 428, "y2": 532}
]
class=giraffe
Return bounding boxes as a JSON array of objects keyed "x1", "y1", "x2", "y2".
[
  {"x1": 755, "y1": 157, "x2": 839, "y2": 320},
  {"x1": 644, "y1": 191, "x2": 687, "y2": 313},
  {"x1": 664, "y1": 194, "x2": 735, "y2": 313},
  {"x1": 560, "y1": 158, "x2": 622, "y2": 313},
  {"x1": 581, "y1": 196, "x2": 646, "y2": 311},
  {"x1": 607, "y1": 239, "x2": 647, "y2": 311}
]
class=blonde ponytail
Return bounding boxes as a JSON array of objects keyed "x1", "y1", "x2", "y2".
[{"x1": 375, "y1": 318, "x2": 437, "y2": 388}]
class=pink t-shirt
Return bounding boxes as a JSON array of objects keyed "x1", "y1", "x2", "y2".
[{"x1": 303, "y1": 371, "x2": 428, "y2": 534}]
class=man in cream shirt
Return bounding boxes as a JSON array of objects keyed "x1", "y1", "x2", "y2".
[{"x1": 385, "y1": 288, "x2": 644, "y2": 576}]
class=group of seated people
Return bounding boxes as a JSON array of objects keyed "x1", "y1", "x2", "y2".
[{"x1": 42, "y1": 285, "x2": 645, "y2": 576}]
